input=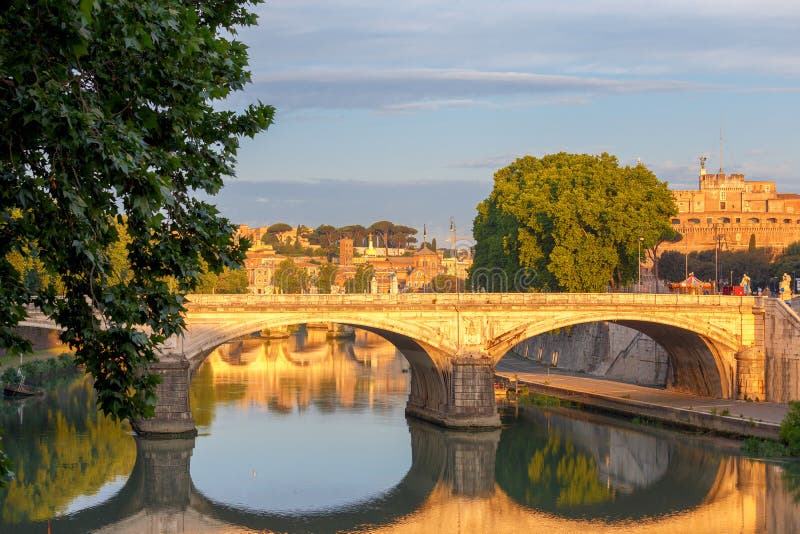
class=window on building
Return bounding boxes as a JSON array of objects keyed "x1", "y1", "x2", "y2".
[
  {"x1": 765, "y1": 185, "x2": 771, "y2": 192},
  {"x1": 706, "y1": 217, "x2": 712, "y2": 224},
  {"x1": 720, "y1": 202, "x2": 726, "y2": 210},
  {"x1": 735, "y1": 217, "x2": 741, "y2": 223},
  {"x1": 720, "y1": 191, "x2": 727, "y2": 201}
]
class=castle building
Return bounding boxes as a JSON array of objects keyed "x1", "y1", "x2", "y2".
[{"x1": 665, "y1": 159, "x2": 800, "y2": 254}]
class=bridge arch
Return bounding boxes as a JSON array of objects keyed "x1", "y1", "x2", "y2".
[
  {"x1": 182, "y1": 314, "x2": 456, "y2": 370},
  {"x1": 179, "y1": 313, "x2": 483, "y2": 431},
  {"x1": 486, "y1": 312, "x2": 741, "y2": 398}
]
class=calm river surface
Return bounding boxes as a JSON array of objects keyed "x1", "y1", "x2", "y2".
[{"x1": 2, "y1": 326, "x2": 800, "y2": 533}]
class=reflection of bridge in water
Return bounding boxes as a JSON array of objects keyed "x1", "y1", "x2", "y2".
[
  {"x1": 19, "y1": 414, "x2": 800, "y2": 534},
  {"x1": 197, "y1": 331, "x2": 409, "y2": 416}
]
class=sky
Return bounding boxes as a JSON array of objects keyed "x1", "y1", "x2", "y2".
[{"x1": 213, "y1": 0, "x2": 800, "y2": 243}]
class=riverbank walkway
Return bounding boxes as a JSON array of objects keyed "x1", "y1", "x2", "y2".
[{"x1": 495, "y1": 355, "x2": 791, "y2": 440}]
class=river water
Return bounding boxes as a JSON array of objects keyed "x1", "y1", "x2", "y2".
[{"x1": 1, "y1": 326, "x2": 799, "y2": 533}]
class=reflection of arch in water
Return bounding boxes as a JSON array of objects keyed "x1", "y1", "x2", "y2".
[
  {"x1": 23, "y1": 419, "x2": 497, "y2": 534},
  {"x1": 344, "y1": 330, "x2": 404, "y2": 367},
  {"x1": 181, "y1": 316, "x2": 471, "y2": 429},
  {"x1": 286, "y1": 325, "x2": 332, "y2": 365},
  {"x1": 16, "y1": 410, "x2": 800, "y2": 533},
  {"x1": 194, "y1": 334, "x2": 409, "y2": 417}
]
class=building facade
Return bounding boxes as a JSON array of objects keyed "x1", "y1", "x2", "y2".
[{"x1": 665, "y1": 161, "x2": 800, "y2": 254}]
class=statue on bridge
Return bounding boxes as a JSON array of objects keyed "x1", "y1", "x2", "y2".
[
  {"x1": 740, "y1": 274, "x2": 751, "y2": 296},
  {"x1": 780, "y1": 273, "x2": 792, "y2": 301}
]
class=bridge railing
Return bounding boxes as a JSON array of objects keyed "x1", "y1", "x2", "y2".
[{"x1": 185, "y1": 292, "x2": 759, "y2": 308}]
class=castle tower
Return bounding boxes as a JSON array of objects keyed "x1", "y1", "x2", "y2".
[{"x1": 340, "y1": 238, "x2": 354, "y2": 266}]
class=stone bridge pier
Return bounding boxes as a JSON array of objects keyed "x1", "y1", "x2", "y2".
[
  {"x1": 375, "y1": 330, "x2": 500, "y2": 429},
  {"x1": 406, "y1": 356, "x2": 499, "y2": 430},
  {"x1": 132, "y1": 359, "x2": 197, "y2": 437}
]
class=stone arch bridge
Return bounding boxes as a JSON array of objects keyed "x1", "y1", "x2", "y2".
[
  {"x1": 121, "y1": 293, "x2": 798, "y2": 436},
  {"x1": 19, "y1": 293, "x2": 800, "y2": 435}
]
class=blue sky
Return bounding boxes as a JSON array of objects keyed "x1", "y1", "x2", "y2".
[{"x1": 214, "y1": 0, "x2": 800, "y2": 242}]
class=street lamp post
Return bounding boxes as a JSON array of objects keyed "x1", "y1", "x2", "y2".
[
  {"x1": 713, "y1": 224, "x2": 720, "y2": 294},
  {"x1": 637, "y1": 236, "x2": 644, "y2": 292},
  {"x1": 449, "y1": 216, "x2": 458, "y2": 295}
]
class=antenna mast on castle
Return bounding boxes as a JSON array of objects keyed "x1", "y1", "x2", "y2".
[{"x1": 719, "y1": 116, "x2": 723, "y2": 173}]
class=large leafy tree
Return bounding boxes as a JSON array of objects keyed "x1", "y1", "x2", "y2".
[
  {"x1": 0, "y1": 0, "x2": 273, "y2": 468},
  {"x1": 273, "y1": 258, "x2": 308, "y2": 294},
  {"x1": 345, "y1": 264, "x2": 375, "y2": 294},
  {"x1": 471, "y1": 153, "x2": 676, "y2": 292}
]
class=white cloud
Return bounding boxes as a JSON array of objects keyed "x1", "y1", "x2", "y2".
[{"x1": 248, "y1": 67, "x2": 721, "y2": 110}]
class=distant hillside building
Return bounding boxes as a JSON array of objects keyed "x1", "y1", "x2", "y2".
[
  {"x1": 665, "y1": 159, "x2": 800, "y2": 254},
  {"x1": 408, "y1": 245, "x2": 442, "y2": 291},
  {"x1": 243, "y1": 243, "x2": 282, "y2": 294}
]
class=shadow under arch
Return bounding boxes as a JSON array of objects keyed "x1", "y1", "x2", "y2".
[
  {"x1": 487, "y1": 314, "x2": 739, "y2": 398},
  {"x1": 20, "y1": 419, "x2": 498, "y2": 534}
]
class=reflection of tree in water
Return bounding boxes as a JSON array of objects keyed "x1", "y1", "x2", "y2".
[
  {"x1": 523, "y1": 432, "x2": 612, "y2": 508},
  {"x1": 0, "y1": 375, "x2": 135, "y2": 523},
  {"x1": 782, "y1": 461, "x2": 800, "y2": 502},
  {"x1": 497, "y1": 407, "x2": 727, "y2": 521}
]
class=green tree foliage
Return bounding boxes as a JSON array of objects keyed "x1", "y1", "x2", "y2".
[
  {"x1": 496, "y1": 421, "x2": 611, "y2": 509},
  {"x1": 345, "y1": 264, "x2": 374, "y2": 294},
  {"x1": 431, "y1": 274, "x2": 464, "y2": 293},
  {"x1": 0, "y1": 376, "x2": 136, "y2": 522},
  {"x1": 261, "y1": 222, "x2": 293, "y2": 247},
  {"x1": 780, "y1": 401, "x2": 800, "y2": 456},
  {"x1": 267, "y1": 222, "x2": 293, "y2": 234},
  {"x1": 196, "y1": 266, "x2": 248, "y2": 294},
  {"x1": 471, "y1": 153, "x2": 676, "y2": 292},
  {"x1": 316, "y1": 263, "x2": 338, "y2": 294},
  {"x1": 313, "y1": 224, "x2": 340, "y2": 249},
  {"x1": 367, "y1": 220, "x2": 394, "y2": 248},
  {"x1": 0, "y1": 0, "x2": 273, "y2": 484},
  {"x1": 647, "y1": 227, "x2": 682, "y2": 290},
  {"x1": 657, "y1": 248, "x2": 773, "y2": 289},
  {"x1": 772, "y1": 242, "x2": 800, "y2": 283},
  {"x1": 393, "y1": 225, "x2": 418, "y2": 249},
  {"x1": 339, "y1": 225, "x2": 368, "y2": 246},
  {"x1": 273, "y1": 258, "x2": 308, "y2": 294}
]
